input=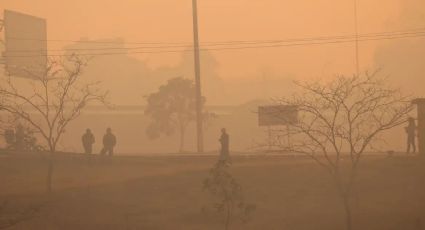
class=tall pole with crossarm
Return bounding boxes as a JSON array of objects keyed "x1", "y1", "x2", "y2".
[
  {"x1": 192, "y1": 0, "x2": 204, "y2": 153},
  {"x1": 354, "y1": 0, "x2": 360, "y2": 76}
]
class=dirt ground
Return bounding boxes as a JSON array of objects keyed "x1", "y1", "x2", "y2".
[{"x1": 0, "y1": 153, "x2": 424, "y2": 230}]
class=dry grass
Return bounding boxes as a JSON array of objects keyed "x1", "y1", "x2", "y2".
[{"x1": 0, "y1": 153, "x2": 424, "y2": 230}]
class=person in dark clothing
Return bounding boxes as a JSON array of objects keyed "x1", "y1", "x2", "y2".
[
  {"x1": 82, "y1": 129, "x2": 95, "y2": 154},
  {"x1": 219, "y1": 128, "x2": 230, "y2": 159},
  {"x1": 406, "y1": 117, "x2": 417, "y2": 154},
  {"x1": 101, "y1": 128, "x2": 116, "y2": 156}
]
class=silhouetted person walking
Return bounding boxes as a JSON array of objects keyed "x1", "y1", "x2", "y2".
[
  {"x1": 406, "y1": 117, "x2": 416, "y2": 154},
  {"x1": 82, "y1": 129, "x2": 95, "y2": 154},
  {"x1": 101, "y1": 128, "x2": 116, "y2": 156},
  {"x1": 219, "y1": 128, "x2": 230, "y2": 160}
]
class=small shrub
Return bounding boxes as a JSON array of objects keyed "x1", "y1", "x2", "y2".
[{"x1": 203, "y1": 159, "x2": 256, "y2": 230}]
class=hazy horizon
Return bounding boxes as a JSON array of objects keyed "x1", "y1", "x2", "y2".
[{"x1": 1, "y1": 0, "x2": 425, "y2": 105}]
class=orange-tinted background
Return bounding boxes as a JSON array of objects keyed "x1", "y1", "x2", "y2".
[
  {"x1": 1, "y1": 0, "x2": 423, "y2": 105},
  {"x1": 0, "y1": 0, "x2": 424, "y2": 153}
]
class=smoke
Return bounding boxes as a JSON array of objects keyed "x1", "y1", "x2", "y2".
[
  {"x1": 65, "y1": 38, "x2": 295, "y2": 106},
  {"x1": 374, "y1": 0, "x2": 425, "y2": 97}
]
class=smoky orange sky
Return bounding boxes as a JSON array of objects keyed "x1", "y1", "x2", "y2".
[{"x1": 1, "y1": 0, "x2": 424, "y2": 104}]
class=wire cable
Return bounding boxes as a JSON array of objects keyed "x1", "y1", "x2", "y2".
[
  {"x1": 5, "y1": 30, "x2": 425, "y2": 54},
  {"x1": 5, "y1": 27, "x2": 425, "y2": 47},
  {"x1": 3, "y1": 32, "x2": 425, "y2": 58}
]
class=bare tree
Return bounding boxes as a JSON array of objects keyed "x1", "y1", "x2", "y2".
[
  {"x1": 0, "y1": 54, "x2": 108, "y2": 192},
  {"x1": 274, "y1": 72, "x2": 413, "y2": 230}
]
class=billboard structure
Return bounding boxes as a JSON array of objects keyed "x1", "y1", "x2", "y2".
[
  {"x1": 258, "y1": 105, "x2": 298, "y2": 152},
  {"x1": 258, "y1": 105, "x2": 298, "y2": 127},
  {"x1": 3, "y1": 10, "x2": 47, "y2": 79}
]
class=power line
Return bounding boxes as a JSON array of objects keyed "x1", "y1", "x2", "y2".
[
  {"x1": 6, "y1": 33, "x2": 425, "y2": 57},
  {"x1": 4, "y1": 37, "x2": 189, "y2": 45},
  {"x1": 5, "y1": 27, "x2": 425, "y2": 47},
  {"x1": 4, "y1": 32, "x2": 425, "y2": 58},
  {"x1": 5, "y1": 30, "x2": 425, "y2": 54},
  {"x1": 201, "y1": 28, "x2": 425, "y2": 45},
  {"x1": 200, "y1": 33, "x2": 425, "y2": 52}
]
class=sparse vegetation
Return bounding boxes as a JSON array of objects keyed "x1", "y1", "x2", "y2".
[
  {"x1": 274, "y1": 72, "x2": 413, "y2": 230},
  {"x1": 0, "y1": 201, "x2": 43, "y2": 230},
  {"x1": 2, "y1": 122, "x2": 44, "y2": 152},
  {"x1": 1, "y1": 2, "x2": 425, "y2": 230},
  {"x1": 0, "y1": 54, "x2": 108, "y2": 192},
  {"x1": 203, "y1": 159, "x2": 256, "y2": 230}
]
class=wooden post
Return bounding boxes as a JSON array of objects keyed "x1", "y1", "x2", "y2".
[
  {"x1": 192, "y1": 0, "x2": 204, "y2": 153},
  {"x1": 268, "y1": 126, "x2": 272, "y2": 151},
  {"x1": 413, "y1": 98, "x2": 425, "y2": 156}
]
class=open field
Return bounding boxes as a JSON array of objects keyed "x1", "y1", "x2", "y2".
[{"x1": 0, "y1": 153, "x2": 425, "y2": 230}]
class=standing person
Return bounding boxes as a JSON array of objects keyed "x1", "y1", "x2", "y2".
[
  {"x1": 101, "y1": 128, "x2": 116, "y2": 156},
  {"x1": 82, "y1": 129, "x2": 95, "y2": 154},
  {"x1": 219, "y1": 128, "x2": 230, "y2": 160},
  {"x1": 406, "y1": 117, "x2": 417, "y2": 154}
]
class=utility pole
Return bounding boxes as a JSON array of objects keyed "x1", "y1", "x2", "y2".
[
  {"x1": 0, "y1": 19, "x2": 4, "y2": 45},
  {"x1": 192, "y1": 0, "x2": 204, "y2": 153},
  {"x1": 0, "y1": 19, "x2": 5, "y2": 65},
  {"x1": 354, "y1": 0, "x2": 360, "y2": 76}
]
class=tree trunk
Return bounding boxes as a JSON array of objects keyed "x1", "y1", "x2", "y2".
[
  {"x1": 334, "y1": 173, "x2": 353, "y2": 230},
  {"x1": 47, "y1": 142, "x2": 55, "y2": 193},
  {"x1": 342, "y1": 194, "x2": 353, "y2": 230},
  {"x1": 225, "y1": 202, "x2": 231, "y2": 230},
  {"x1": 179, "y1": 126, "x2": 185, "y2": 153},
  {"x1": 47, "y1": 151, "x2": 54, "y2": 193}
]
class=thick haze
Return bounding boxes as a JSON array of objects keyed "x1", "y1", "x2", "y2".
[
  {"x1": 375, "y1": 0, "x2": 425, "y2": 96},
  {"x1": 1, "y1": 0, "x2": 424, "y2": 105},
  {"x1": 1, "y1": 3, "x2": 425, "y2": 229}
]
